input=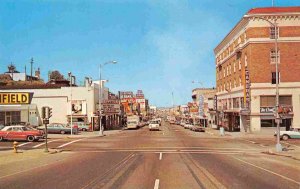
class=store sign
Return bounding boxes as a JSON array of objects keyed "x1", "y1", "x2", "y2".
[
  {"x1": 102, "y1": 99, "x2": 120, "y2": 114},
  {"x1": 244, "y1": 69, "x2": 251, "y2": 109},
  {"x1": 0, "y1": 92, "x2": 33, "y2": 105},
  {"x1": 213, "y1": 95, "x2": 217, "y2": 110},
  {"x1": 136, "y1": 90, "x2": 145, "y2": 99},
  {"x1": 119, "y1": 91, "x2": 133, "y2": 99},
  {"x1": 199, "y1": 95, "x2": 204, "y2": 116},
  {"x1": 71, "y1": 100, "x2": 87, "y2": 115},
  {"x1": 260, "y1": 107, "x2": 275, "y2": 113}
]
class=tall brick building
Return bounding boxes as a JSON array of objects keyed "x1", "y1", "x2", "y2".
[{"x1": 214, "y1": 7, "x2": 300, "y2": 132}]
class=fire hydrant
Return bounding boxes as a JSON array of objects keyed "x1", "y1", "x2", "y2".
[{"x1": 13, "y1": 141, "x2": 18, "y2": 153}]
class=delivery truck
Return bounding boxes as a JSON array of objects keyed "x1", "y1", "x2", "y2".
[{"x1": 127, "y1": 115, "x2": 140, "y2": 129}]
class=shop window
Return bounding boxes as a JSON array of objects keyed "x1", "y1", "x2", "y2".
[
  {"x1": 11, "y1": 111, "x2": 21, "y2": 124},
  {"x1": 261, "y1": 119, "x2": 275, "y2": 127}
]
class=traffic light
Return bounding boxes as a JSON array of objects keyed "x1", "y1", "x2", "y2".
[
  {"x1": 42, "y1": 107, "x2": 46, "y2": 119},
  {"x1": 48, "y1": 107, "x2": 53, "y2": 118}
]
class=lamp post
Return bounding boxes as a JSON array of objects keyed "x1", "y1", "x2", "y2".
[
  {"x1": 244, "y1": 15, "x2": 282, "y2": 152},
  {"x1": 68, "y1": 72, "x2": 75, "y2": 135},
  {"x1": 99, "y1": 60, "x2": 117, "y2": 136}
]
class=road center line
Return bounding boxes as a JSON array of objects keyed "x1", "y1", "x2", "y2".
[
  {"x1": 159, "y1": 152, "x2": 162, "y2": 160},
  {"x1": 57, "y1": 139, "x2": 83, "y2": 148},
  {"x1": 17, "y1": 142, "x2": 32, "y2": 147},
  {"x1": 154, "y1": 179, "x2": 160, "y2": 189},
  {"x1": 32, "y1": 139, "x2": 61, "y2": 148},
  {"x1": 232, "y1": 156, "x2": 300, "y2": 185}
]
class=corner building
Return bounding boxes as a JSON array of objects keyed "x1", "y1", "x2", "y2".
[{"x1": 214, "y1": 7, "x2": 300, "y2": 132}]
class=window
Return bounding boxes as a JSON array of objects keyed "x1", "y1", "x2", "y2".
[
  {"x1": 223, "y1": 69, "x2": 225, "y2": 77},
  {"x1": 238, "y1": 59, "x2": 241, "y2": 70},
  {"x1": 245, "y1": 55, "x2": 248, "y2": 67},
  {"x1": 260, "y1": 96, "x2": 276, "y2": 107},
  {"x1": 261, "y1": 96, "x2": 292, "y2": 107},
  {"x1": 279, "y1": 96, "x2": 292, "y2": 106},
  {"x1": 229, "y1": 64, "x2": 231, "y2": 75},
  {"x1": 234, "y1": 79, "x2": 236, "y2": 88},
  {"x1": 270, "y1": 50, "x2": 280, "y2": 64},
  {"x1": 239, "y1": 77, "x2": 242, "y2": 86},
  {"x1": 270, "y1": 26, "x2": 279, "y2": 39},
  {"x1": 227, "y1": 66, "x2": 229, "y2": 76},
  {"x1": 233, "y1": 62, "x2": 236, "y2": 72},
  {"x1": 271, "y1": 72, "x2": 280, "y2": 84}
]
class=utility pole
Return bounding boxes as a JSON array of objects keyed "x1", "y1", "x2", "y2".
[{"x1": 30, "y1": 58, "x2": 34, "y2": 82}]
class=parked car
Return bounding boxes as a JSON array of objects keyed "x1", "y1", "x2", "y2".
[
  {"x1": 38, "y1": 123, "x2": 78, "y2": 134},
  {"x1": 0, "y1": 124, "x2": 5, "y2": 130},
  {"x1": 275, "y1": 128, "x2": 300, "y2": 140},
  {"x1": 190, "y1": 125, "x2": 205, "y2": 132},
  {"x1": 149, "y1": 120, "x2": 160, "y2": 131},
  {"x1": 184, "y1": 123, "x2": 192, "y2": 129},
  {"x1": 74, "y1": 122, "x2": 90, "y2": 131},
  {"x1": 0, "y1": 125, "x2": 44, "y2": 142}
]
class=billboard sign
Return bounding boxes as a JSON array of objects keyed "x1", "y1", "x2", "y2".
[
  {"x1": 199, "y1": 95, "x2": 204, "y2": 116},
  {"x1": 119, "y1": 91, "x2": 133, "y2": 99},
  {"x1": 0, "y1": 92, "x2": 34, "y2": 105},
  {"x1": 102, "y1": 99, "x2": 120, "y2": 115}
]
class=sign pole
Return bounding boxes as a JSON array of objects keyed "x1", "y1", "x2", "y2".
[{"x1": 44, "y1": 120, "x2": 49, "y2": 153}]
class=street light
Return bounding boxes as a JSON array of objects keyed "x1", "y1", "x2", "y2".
[
  {"x1": 68, "y1": 72, "x2": 76, "y2": 135},
  {"x1": 99, "y1": 60, "x2": 117, "y2": 136},
  {"x1": 244, "y1": 15, "x2": 282, "y2": 152}
]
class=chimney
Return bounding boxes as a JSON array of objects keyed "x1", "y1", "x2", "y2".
[{"x1": 35, "y1": 67, "x2": 40, "y2": 79}]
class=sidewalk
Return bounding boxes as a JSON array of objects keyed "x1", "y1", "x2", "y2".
[
  {"x1": 0, "y1": 149, "x2": 71, "y2": 179},
  {"x1": 48, "y1": 129, "x2": 123, "y2": 139},
  {"x1": 205, "y1": 127, "x2": 278, "y2": 139}
]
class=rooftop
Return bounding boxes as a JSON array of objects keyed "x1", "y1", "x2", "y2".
[{"x1": 247, "y1": 6, "x2": 300, "y2": 15}]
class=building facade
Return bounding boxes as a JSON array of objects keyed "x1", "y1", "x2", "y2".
[{"x1": 214, "y1": 7, "x2": 300, "y2": 132}]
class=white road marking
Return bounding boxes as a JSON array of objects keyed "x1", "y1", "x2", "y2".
[
  {"x1": 243, "y1": 139, "x2": 256, "y2": 144},
  {"x1": 17, "y1": 142, "x2": 32, "y2": 147},
  {"x1": 282, "y1": 141, "x2": 300, "y2": 149},
  {"x1": 57, "y1": 139, "x2": 83, "y2": 148},
  {"x1": 154, "y1": 179, "x2": 160, "y2": 189},
  {"x1": 32, "y1": 139, "x2": 61, "y2": 148},
  {"x1": 159, "y1": 152, "x2": 162, "y2": 160},
  {"x1": 232, "y1": 156, "x2": 300, "y2": 185}
]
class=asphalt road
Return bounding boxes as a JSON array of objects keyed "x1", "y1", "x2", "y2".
[{"x1": 0, "y1": 121, "x2": 300, "y2": 189}]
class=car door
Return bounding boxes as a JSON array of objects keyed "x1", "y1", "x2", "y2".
[{"x1": 290, "y1": 129, "x2": 300, "y2": 139}]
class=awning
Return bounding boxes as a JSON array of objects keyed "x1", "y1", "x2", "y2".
[{"x1": 0, "y1": 104, "x2": 37, "y2": 111}]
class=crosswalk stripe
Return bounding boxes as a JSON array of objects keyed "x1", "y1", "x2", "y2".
[
  {"x1": 17, "y1": 142, "x2": 32, "y2": 147},
  {"x1": 57, "y1": 139, "x2": 83, "y2": 148},
  {"x1": 32, "y1": 139, "x2": 61, "y2": 148}
]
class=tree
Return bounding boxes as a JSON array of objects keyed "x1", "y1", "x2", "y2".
[{"x1": 49, "y1": 70, "x2": 64, "y2": 80}]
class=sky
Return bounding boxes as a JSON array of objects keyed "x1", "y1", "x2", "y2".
[{"x1": 0, "y1": 0, "x2": 299, "y2": 107}]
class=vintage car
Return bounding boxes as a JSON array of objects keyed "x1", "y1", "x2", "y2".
[
  {"x1": 38, "y1": 123, "x2": 78, "y2": 134},
  {"x1": 275, "y1": 128, "x2": 300, "y2": 140},
  {"x1": 149, "y1": 120, "x2": 160, "y2": 131},
  {"x1": 0, "y1": 125, "x2": 44, "y2": 142},
  {"x1": 74, "y1": 122, "x2": 90, "y2": 131}
]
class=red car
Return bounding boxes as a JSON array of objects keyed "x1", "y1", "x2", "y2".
[{"x1": 0, "y1": 125, "x2": 44, "y2": 142}]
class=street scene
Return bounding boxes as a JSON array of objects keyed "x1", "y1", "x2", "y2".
[{"x1": 1, "y1": 1, "x2": 300, "y2": 189}]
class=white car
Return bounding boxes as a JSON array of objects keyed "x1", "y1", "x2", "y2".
[
  {"x1": 149, "y1": 120, "x2": 160, "y2": 131},
  {"x1": 275, "y1": 128, "x2": 300, "y2": 140}
]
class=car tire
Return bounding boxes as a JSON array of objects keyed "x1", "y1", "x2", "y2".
[
  {"x1": 0, "y1": 136, "x2": 3, "y2": 141},
  {"x1": 282, "y1": 134, "x2": 289, "y2": 141},
  {"x1": 61, "y1": 130, "x2": 65, "y2": 134},
  {"x1": 27, "y1": 135, "x2": 35, "y2": 142}
]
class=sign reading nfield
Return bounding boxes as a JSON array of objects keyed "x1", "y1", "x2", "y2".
[{"x1": 0, "y1": 93, "x2": 34, "y2": 105}]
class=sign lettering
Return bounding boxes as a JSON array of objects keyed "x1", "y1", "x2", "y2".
[{"x1": 0, "y1": 93, "x2": 33, "y2": 105}]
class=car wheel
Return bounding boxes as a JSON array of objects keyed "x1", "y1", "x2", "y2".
[
  {"x1": 61, "y1": 130, "x2": 65, "y2": 134},
  {"x1": 0, "y1": 136, "x2": 3, "y2": 141},
  {"x1": 27, "y1": 135, "x2": 35, "y2": 142},
  {"x1": 282, "y1": 135, "x2": 289, "y2": 141}
]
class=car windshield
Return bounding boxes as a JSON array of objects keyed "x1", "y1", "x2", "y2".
[{"x1": 150, "y1": 121, "x2": 159, "y2": 124}]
